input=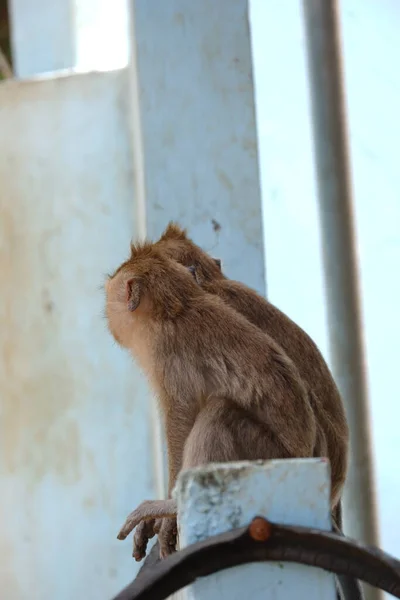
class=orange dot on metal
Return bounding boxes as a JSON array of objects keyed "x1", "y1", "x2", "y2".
[{"x1": 249, "y1": 517, "x2": 272, "y2": 542}]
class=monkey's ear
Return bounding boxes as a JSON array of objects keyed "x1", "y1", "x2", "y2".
[
  {"x1": 160, "y1": 222, "x2": 188, "y2": 241},
  {"x1": 212, "y1": 258, "x2": 222, "y2": 270},
  {"x1": 126, "y1": 279, "x2": 141, "y2": 311}
]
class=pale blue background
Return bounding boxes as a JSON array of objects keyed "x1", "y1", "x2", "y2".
[{"x1": 251, "y1": 0, "x2": 400, "y2": 558}]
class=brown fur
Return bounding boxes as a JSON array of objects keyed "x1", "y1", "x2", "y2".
[
  {"x1": 154, "y1": 222, "x2": 349, "y2": 510},
  {"x1": 106, "y1": 242, "x2": 317, "y2": 558}
]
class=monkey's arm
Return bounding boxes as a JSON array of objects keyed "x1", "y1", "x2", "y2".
[
  {"x1": 149, "y1": 401, "x2": 196, "y2": 560},
  {"x1": 152, "y1": 391, "x2": 198, "y2": 558},
  {"x1": 162, "y1": 393, "x2": 198, "y2": 495},
  {"x1": 122, "y1": 390, "x2": 196, "y2": 560}
]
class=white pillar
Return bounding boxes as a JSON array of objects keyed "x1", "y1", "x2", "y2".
[
  {"x1": 8, "y1": 0, "x2": 130, "y2": 77},
  {"x1": 130, "y1": 0, "x2": 266, "y2": 295},
  {"x1": 249, "y1": 0, "x2": 331, "y2": 358},
  {"x1": 176, "y1": 459, "x2": 336, "y2": 600},
  {"x1": 128, "y1": 0, "x2": 267, "y2": 500}
]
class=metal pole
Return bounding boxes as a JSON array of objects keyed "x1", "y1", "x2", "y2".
[{"x1": 301, "y1": 0, "x2": 380, "y2": 584}]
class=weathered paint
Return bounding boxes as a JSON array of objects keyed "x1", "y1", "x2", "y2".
[
  {"x1": 176, "y1": 459, "x2": 336, "y2": 600},
  {"x1": 0, "y1": 69, "x2": 158, "y2": 600}
]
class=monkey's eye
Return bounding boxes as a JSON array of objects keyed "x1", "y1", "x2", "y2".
[{"x1": 187, "y1": 265, "x2": 196, "y2": 278}]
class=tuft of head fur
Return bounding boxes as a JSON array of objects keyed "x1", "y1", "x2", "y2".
[{"x1": 159, "y1": 222, "x2": 189, "y2": 242}]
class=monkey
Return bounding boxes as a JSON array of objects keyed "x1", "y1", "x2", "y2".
[
  {"x1": 105, "y1": 241, "x2": 318, "y2": 560},
  {"x1": 140, "y1": 222, "x2": 349, "y2": 555},
  {"x1": 155, "y1": 223, "x2": 349, "y2": 502}
]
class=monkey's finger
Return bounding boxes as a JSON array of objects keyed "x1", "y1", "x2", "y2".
[
  {"x1": 133, "y1": 550, "x2": 144, "y2": 562},
  {"x1": 154, "y1": 517, "x2": 176, "y2": 535},
  {"x1": 117, "y1": 511, "x2": 142, "y2": 540},
  {"x1": 132, "y1": 520, "x2": 156, "y2": 560},
  {"x1": 153, "y1": 519, "x2": 163, "y2": 534},
  {"x1": 117, "y1": 501, "x2": 155, "y2": 540},
  {"x1": 117, "y1": 510, "x2": 157, "y2": 540},
  {"x1": 158, "y1": 520, "x2": 178, "y2": 559},
  {"x1": 159, "y1": 516, "x2": 178, "y2": 537},
  {"x1": 159, "y1": 538, "x2": 177, "y2": 560}
]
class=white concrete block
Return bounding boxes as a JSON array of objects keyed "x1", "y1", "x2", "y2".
[{"x1": 176, "y1": 459, "x2": 336, "y2": 600}]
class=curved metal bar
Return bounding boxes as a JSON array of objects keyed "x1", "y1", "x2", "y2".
[
  {"x1": 134, "y1": 509, "x2": 364, "y2": 600},
  {"x1": 111, "y1": 518, "x2": 400, "y2": 600},
  {"x1": 331, "y1": 521, "x2": 364, "y2": 600}
]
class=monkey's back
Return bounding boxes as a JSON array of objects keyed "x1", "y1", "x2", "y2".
[
  {"x1": 156, "y1": 294, "x2": 317, "y2": 460},
  {"x1": 206, "y1": 279, "x2": 349, "y2": 507}
]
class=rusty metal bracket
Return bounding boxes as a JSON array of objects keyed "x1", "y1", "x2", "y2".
[{"x1": 110, "y1": 517, "x2": 400, "y2": 600}]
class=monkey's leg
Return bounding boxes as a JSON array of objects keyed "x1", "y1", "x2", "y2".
[
  {"x1": 131, "y1": 398, "x2": 238, "y2": 562},
  {"x1": 134, "y1": 398, "x2": 240, "y2": 563},
  {"x1": 137, "y1": 390, "x2": 196, "y2": 560},
  {"x1": 117, "y1": 498, "x2": 177, "y2": 559},
  {"x1": 153, "y1": 519, "x2": 162, "y2": 534},
  {"x1": 182, "y1": 397, "x2": 292, "y2": 469},
  {"x1": 123, "y1": 391, "x2": 196, "y2": 561}
]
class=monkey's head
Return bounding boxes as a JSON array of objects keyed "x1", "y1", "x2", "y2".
[
  {"x1": 154, "y1": 222, "x2": 225, "y2": 285},
  {"x1": 105, "y1": 242, "x2": 203, "y2": 348}
]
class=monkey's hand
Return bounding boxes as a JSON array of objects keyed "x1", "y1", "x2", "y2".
[
  {"x1": 117, "y1": 499, "x2": 177, "y2": 561},
  {"x1": 155, "y1": 517, "x2": 178, "y2": 559},
  {"x1": 130, "y1": 516, "x2": 178, "y2": 561}
]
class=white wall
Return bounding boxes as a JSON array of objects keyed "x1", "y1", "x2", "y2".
[
  {"x1": 0, "y1": 2, "x2": 265, "y2": 599},
  {"x1": 0, "y1": 70, "x2": 158, "y2": 600}
]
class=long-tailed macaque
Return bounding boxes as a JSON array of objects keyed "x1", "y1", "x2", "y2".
[
  {"x1": 105, "y1": 241, "x2": 319, "y2": 559},
  {"x1": 145, "y1": 223, "x2": 349, "y2": 557},
  {"x1": 155, "y1": 223, "x2": 348, "y2": 497}
]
